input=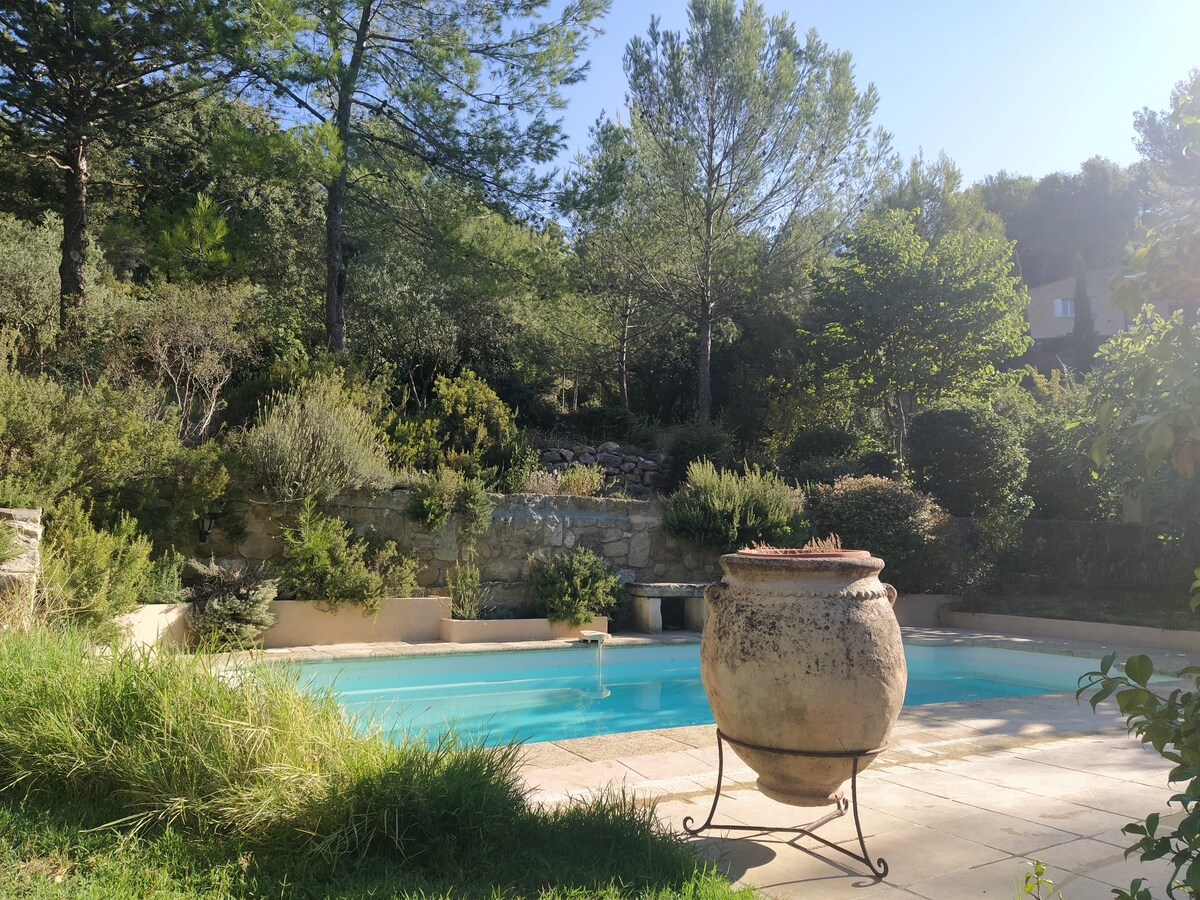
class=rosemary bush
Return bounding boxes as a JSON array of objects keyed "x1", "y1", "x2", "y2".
[{"x1": 241, "y1": 374, "x2": 394, "y2": 502}]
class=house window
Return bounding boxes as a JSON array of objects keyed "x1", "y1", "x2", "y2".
[{"x1": 1053, "y1": 298, "x2": 1075, "y2": 318}]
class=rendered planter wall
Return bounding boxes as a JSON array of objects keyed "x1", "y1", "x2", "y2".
[
  {"x1": 118, "y1": 597, "x2": 451, "y2": 650},
  {"x1": 439, "y1": 616, "x2": 609, "y2": 643},
  {"x1": 263, "y1": 596, "x2": 450, "y2": 648},
  {"x1": 116, "y1": 603, "x2": 193, "y2": 650}
]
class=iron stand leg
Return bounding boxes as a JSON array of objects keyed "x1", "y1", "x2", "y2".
[{"x1": 682, "y1": 730, "x2": 889, "y2": 880}]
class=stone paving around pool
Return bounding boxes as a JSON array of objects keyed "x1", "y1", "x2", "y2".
[{"x1": 517, "y1": 629, "x2": 1192, "y2": 899}]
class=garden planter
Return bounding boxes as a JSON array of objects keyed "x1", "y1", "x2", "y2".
[
  {"x1": 701, "y1": 548, "x2": 906, "y2": 807},
  {"x1": 439, "y1": 616, "x2": 609, "y2": 643},
  {"x1": 262, "y1": 596, "x2": 451, "y2": 648}
]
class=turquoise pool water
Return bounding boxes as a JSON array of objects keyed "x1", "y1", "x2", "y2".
[{"x1": 291, "y1": 643, "x2": 1100, "y2": 747}]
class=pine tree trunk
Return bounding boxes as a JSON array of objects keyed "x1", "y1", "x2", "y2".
[
  {"x1": 325, "y1": 169, "x2": 348, "y2": 351},
  {"x1": 322, "y1": 0, "x2": 373, "y2": 353},
  {"x1": 58, "y1": 142, "x2": 88, "y2": 333},
  {"x1": 618, "y1": 295, "x2": 632, "y2": 410},
  {"x1": 696, "y1": 303, "x2": 713, "y2": 423}
]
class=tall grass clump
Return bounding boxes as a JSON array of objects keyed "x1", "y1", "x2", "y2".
[
  {"x1": 664, "y1": 460, "x2": 806, "y2": 552},
  {"x1": 241, "y1": 374, "x2": 395, "y2": 502},
  {"x1": 0, "y1": 628, "x2": 525, "y2": 861},
  {"x1": 521, "y1": 464, "x2": 606, "y2": 496},
  {"x1": 0, "y1": 629, "x2": 735, "y2": 895}
]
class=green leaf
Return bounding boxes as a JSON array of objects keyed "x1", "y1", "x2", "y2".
[{"x1": 1125, "y1": 655, "x2": 1154, "y2": 687}]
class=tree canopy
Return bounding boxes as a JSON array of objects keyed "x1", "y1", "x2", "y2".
[{"x1": 808, "y1": 209, "x2": 1031, "y2": 452}]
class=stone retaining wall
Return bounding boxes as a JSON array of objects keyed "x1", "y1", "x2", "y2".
[
  {"x1": 206, "y1": 491, "x2": 719, "y2": 613},
  {"x1": 540, "y1": 441, "x2": 669, "y2": 496},
  {"x1": 0, "y1": 508, "x2": 41, "y2": 597}
]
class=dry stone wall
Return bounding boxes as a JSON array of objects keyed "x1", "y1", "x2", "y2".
[
  {"x1": 540, "y1": 441, "x2": 669, "y2": 496},
  {"x1": 206, "y1": 490, "x2": 719, "y2": 613},
  {"x1": 0, "y1": 508, "x2": 41, "y2": 597}
]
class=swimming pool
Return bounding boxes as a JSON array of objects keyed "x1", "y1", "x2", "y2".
[{"x1": 291, "y1": 642, "x2": 1102, "y2": 747}]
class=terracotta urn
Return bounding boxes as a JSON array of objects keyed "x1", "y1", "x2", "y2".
[{"x1": 701, "y1": 548, "x2": 907, "y2": 807}]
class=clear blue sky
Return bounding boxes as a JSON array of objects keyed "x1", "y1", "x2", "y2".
[{"x1": 553, "y1": 0, "x2": 1198, "y2": 185}]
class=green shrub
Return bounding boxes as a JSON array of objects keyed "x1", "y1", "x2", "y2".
[
  {"x1": 0, "y1": 628, "x2": 730, "y2": 892},
  {"x1": 782, "y1": 455, "x2": 865, "y2": 487},
  {"x1": 426, "y1": 370, "x2": 519, "y2": 482},
  {"x1": 782, "y1": 424, "x2": 872, "y2": 463},
  {"x1": 142, "y1": 549, "x2": 186, "y2": 606},
  {"x1": 241, "y1": 374, "x2": 395, "y2": 502},
  {"x1": 529, "y1": 548, "x2": 619, "y2": 626},
  {"x1": 448, "y1": 560, "x2": 492, "y2": 620},
  {"x1": 407, "y1": 468, "x2": 494, "y2": 542},
  {"x1": 0, "y1": 340, "x2": 206, "y2": 525},
  {"x1": 662, "y1": 423, "x2": 735, "y2": 491},
  {"x1": 38, "y1": 496, "x2": 158, "y2": 626},
  {"x1": 663, "y1": 460, "x2": 806, "y2": 552},
  {"x1": 807, "y1": 475, "x2": 950, "y2": 593},
  {"x1": 858, "y1": 449, "x2": 899, "y2": 479},
  {"x1": 908, "y1": 405, "x2": 1029, "y2": 517},
  {"x1": 275, "y1": 500, "x2": 419, "y2": 613},
  {"x1": 1023, "y1": 413, "x2": 1121, "y2": 521},
  {"x1": 184, "y1": 558, "x2": 277, "y2": 649}
]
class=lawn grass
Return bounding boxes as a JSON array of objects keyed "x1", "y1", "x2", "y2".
[
  {"x1": 0, "y1": 797, "x2": 748, "y2": 898},
  {"x1": 0, "y1": 629, "x2": 752, "y2": 899}
]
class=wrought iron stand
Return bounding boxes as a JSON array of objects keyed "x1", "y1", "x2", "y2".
[{"x1": 682, "y1": 729, "x2": 889, "y2": 879}]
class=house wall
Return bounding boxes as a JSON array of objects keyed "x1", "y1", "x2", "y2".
[{"x1": 1025, "y1": 267, "x2": 1126, "y2": 340}]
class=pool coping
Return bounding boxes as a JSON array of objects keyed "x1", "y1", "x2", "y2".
[{"x1": 221, "y1": 625, "x2": 1200, "y2": 675}]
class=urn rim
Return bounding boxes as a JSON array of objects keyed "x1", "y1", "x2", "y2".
[
  {"x1": 719, "y1": 548, "x2": 885, "y2": 576},
  {"x1": 735, "y1": 548, "x2": 871, "y2": 559}
]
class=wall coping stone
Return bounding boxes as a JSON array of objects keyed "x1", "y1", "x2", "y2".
[{"x1": 626, "y1": 582, "x2": 710, "y2": 597}]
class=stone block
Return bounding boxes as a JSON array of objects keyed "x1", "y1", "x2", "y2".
[
  {"x1": 598, "y1": 441, "x2": 621, "y2": 454},
  {"x1": 619, "y1": 461, "x2": 637, "y2": 473},
  {"x1": 560, "y1": 448, "x2": 575, "y2": 461},
  {"x1": 541, "y1": 450, "x2": 562, "y2": 464},
  {"x1": 482, "y1": 560, "x2": 522, "y2": 582},
  {"x1": 684, "y1": 595, "x2": 708, "y2": 631},
  {"x1": 602, "y1": 538, "x2": 630, "y2": 560},
  {"x1": 627, "y1": 530, "x2": 651, "y2": 567},
  {"x1": 597, "y1": 452, "x2": 623, "y2": 467},
  {"x1": 577, "y1": 453, "x2": 597, "y2": 465},
  {"x1": 631, "y1": 595, "x2": 662, "y2": 633}
]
